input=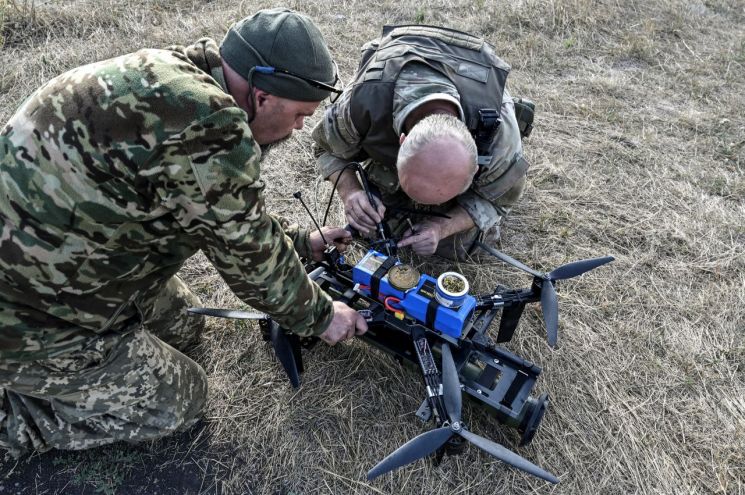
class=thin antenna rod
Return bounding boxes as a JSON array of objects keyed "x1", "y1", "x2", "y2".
[{"x1": 293, "y1": 191, "x2": 328, "y2": 245}]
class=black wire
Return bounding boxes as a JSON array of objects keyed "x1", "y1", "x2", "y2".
[
  {"x1": 321, "y1": 162, "x2": 362, "y2": 227},
  {"x1": 294, "y1": 192, "x2": 328, "y2": 245}
]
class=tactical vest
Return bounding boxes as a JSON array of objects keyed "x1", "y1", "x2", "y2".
[{"x1": 348, "y1": 25, "x2": 511, "y2": 168}]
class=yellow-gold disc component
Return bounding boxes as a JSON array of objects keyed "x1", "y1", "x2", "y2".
[{"x1": 387, "y1": 264, "x2": 421, "y2": 291}]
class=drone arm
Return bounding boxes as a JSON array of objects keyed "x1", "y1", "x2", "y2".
[
  {"x1": 410, "y1": 326, "x2": 449, "y2": 425},
  {"x1": 475, "y1": 287, "x2": 537, "y2": 311},
  {"x1": 473, "y1": 288, "x2": 537, "y2": 343}
]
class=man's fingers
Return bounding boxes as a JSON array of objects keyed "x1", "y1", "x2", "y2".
[
  {"x1": 398, "y1": 231, "x2": 424, "y2": 248},
  {"x1": 399, "y1": 227, "x2": 415, "y2": 240},
  {"x1": 355, "y1": 314, "x2": 368, "y2": 336},
  {"x1": 354, "y1": 194, "x2": 381, "y2": 224},
  {"x1": 399, "y1": 230, "x2": 438, "y2": 255},
  {"x1": 359, "y1": 194, "x2": 382, "y2": 224},
  {"x1": 368, "y1": 204, "x2": 382, "y2": 224},
  {"x1": 347, "y1": 215, "x2": 371, "y2": 235},
  {"x1": 348, "y1": 205, "x2": 375, "y2": 232},
  {"x1": 352, "y1": 201, "x2": 379, "y2": 228},
  {"x1": 319, "y1": 310, "x2": 370, "y2": 346},
  {"x1": 397, "y1": 236, "x2": 414, "y2": 248},
  {"x1": 376, "y1": 203, "x2": 386, "y2": 220},
  {"x1": 335, "y1": 241, "x2": 351, "y2": 253},
  {"x1": 413, "y1": 238, "x2": 437, "y2": 256},
  {"x1": 325, "y1": 227, "x2": 353, "y2": 245},
  {"x1": 323, "y1": 226, "x2": 349, "y2": 238},
  {"x1": 327, "y1": 227, "x2": 352, "y2": 242}
]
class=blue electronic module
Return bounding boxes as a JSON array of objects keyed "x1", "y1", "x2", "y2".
[{"x1": 352, "y1": 250, "x2": 476, "y2": 338}]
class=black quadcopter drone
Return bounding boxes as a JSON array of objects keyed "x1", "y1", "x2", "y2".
[{"x1": 189, "y1": 165, "x2": 614, "y2": 485}]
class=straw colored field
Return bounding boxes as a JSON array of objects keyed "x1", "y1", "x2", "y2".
[{"x1": 0, "y1": 0, "x2": 743, "y2": 493}]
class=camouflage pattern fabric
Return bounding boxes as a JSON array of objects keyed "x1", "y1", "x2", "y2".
[
  {"x1": 0, "y1": 37, "x2": 332, "y2": 361},
  {"x1": 313, "y1": 62, "x2": 527, "y2": 235},
  {"x1": 0, "y1": 38, "x2": 332, "y2": 455},
  {"x1": 0, "y1": 276, "x2": 207, "y2": 456}
]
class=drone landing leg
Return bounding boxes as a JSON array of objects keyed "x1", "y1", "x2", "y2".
[{"x1": 289, "y1": 334, "x2": 305, "y2": 374}]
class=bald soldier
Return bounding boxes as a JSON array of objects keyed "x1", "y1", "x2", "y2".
[
  {"x1": 313, "y1": 25, "x2": 533, "y2": 259},
  {"x1": 0, "y1": 8, "x2": 366, "y2": 457}
]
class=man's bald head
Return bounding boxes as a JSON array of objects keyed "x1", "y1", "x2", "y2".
[{"x1": 397, "y1": 114, "x2": 478, "y2": 205}]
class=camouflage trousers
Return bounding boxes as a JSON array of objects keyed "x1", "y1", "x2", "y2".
[{"x1": 0, "y1": 276, "x2": 208, "y2": 458}]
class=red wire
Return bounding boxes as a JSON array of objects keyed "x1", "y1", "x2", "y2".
[
  {"x1": 384, "y1": 296, "x2": 402, "y2": 312},
  {"x1": 358, "y1": 285, "x2": 402, "y2": 315}
]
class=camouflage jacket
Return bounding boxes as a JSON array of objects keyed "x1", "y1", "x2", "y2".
[
  {"x1": 313, "y1": 62, "x2": 526, "y2": 232},
  {"x1": 0, "y1": 38, "x2": 333, "y2": 361}
]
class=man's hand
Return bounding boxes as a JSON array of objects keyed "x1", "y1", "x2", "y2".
[
  {"x1": 342, "y1": 190, "x2": 386, "y2": 235},
  {"x1": 328, "y1": 168, "x2": 386, "y2": 236},
  {"x1": 319, "y1": 301, "x2": 368, "y2": 345},
  {"x1": 309, "y1": 227, "x2": 353, "y2": 261},
  {"x1": 397, "y1": 206, "x2": 475, "y2": 256},
  {"x1": 397, "y1": 220, "x2": 444, "y2": 256}
]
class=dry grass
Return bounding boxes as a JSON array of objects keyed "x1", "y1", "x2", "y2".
[{"x1": 1, "y1": 0, "x2": 743, "y2": 493}]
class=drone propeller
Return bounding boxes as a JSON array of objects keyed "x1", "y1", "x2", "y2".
[
  {"x1": 475, "y1": 242, "x2": 544, "y2": 279},
  {"x1": 475, "y1": 242, "x2": 614, "y2": 347},
  {"x1": 268, "y1": 321, "x2": 301, "y2": 388},
  {"x1": 440, "y1": 343, "x2": 462, "y2": 424},
  {"x1": 367, "y1": 427, "x2": 453, "y2": 479},
  {"x1": 367, "y1": 343, "x2": 559, "y2": 484},
  {"x1": 187, "y1": 307, "x2": 268, "y2": 320},
  {"x1": 187, "y1": 307, "x2": 301, "y2": 388},
  {"x1": 547, "y1": 257, "x2": 616, "y2": 281}
]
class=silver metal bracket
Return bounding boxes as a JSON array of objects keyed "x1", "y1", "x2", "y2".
[{"x1": 415, "y1": 399, "x2": 432, "y2": 422}]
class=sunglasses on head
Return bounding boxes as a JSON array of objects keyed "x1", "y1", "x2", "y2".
[{"x1": 254, "y1": 63, "x2": 343, "y2": 101}]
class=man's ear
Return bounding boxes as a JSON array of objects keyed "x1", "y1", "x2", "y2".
[
  {"x1": 253, "y1": 88, "x2": 270, "y2": 108},
  {"x1": 399, "y1": 133, "x2": 407, "y2": 145}
]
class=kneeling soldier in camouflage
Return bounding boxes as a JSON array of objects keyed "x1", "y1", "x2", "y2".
[
  {"x1": 313, "y1": 25, "x2": 534, "y2": 259},
  {"x1": 0, "y1": 8, "x2": 366, "y2": 457}
]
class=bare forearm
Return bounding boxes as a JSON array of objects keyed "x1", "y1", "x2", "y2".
[
  {"x1": 328, "y1": 168, "x2": 362, "y2": 201},
  {"x1": 433, "y1": 205, "x2": 475, "y2": 238}
]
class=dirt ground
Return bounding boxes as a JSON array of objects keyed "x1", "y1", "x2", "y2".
[{"x1": 0, "y1": 0, "x2": 743, "y2": 493}]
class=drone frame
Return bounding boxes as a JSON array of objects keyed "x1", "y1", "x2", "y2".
[{"x1": 189, "y1": 177, "x2": 614, "y2": 485}]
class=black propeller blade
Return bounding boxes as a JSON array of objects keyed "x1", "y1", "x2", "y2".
[
  {"x1": 269, "y1": 321, "x2": 301, "y2": 388},
  {"x1": 459, "y1": 429, "x2": 559, "y2": 484},
  {"x1": 187, "y1": 307, "x2": 301, "y2": 387},
  {"x1": 540, "y1": 281, "x2": 559, "y2": 347},
  {"x1": 366, "y1": 427, "x2": 453, "y2": 480},
  {"x1": 440, "y1": 343, "x2": 462, "y2": 424},
  {"x1": 475, "y1": 242, "x2": 543, "y2": 278},
  {"x1": 548, "y1": 256, "x2": 615, "y2": 281},
  {"x1": 475, "y1": 242, "x2": 614, "y2": 347}
]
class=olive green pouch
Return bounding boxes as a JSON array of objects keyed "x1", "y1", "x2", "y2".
[{"x1": 512, "y1": 97, "x2": 535, "y2": 139}]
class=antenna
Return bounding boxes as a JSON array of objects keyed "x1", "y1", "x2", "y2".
[{"x1": 293, "y1": 191, "x2": 328, "y2": 245}]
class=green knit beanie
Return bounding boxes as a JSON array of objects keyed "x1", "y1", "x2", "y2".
[{"x1": 220, "y1": 8, "x2": 336, "y2": 102}]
